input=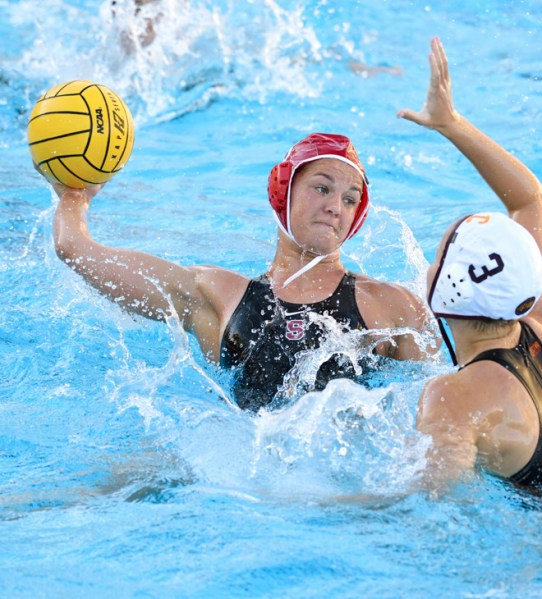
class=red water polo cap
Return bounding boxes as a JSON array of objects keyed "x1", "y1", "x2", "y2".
[{"x1": 267, "y1": 132, "x2": 370, "y2": 242}]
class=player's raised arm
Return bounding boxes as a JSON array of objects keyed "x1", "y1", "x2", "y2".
[
  {"x1": 398, "y1": 36, "x2": 542, "y2": 249},
  {"x1": 53, "y1": 184, "x2": 205, "y2": 324},
  {"x1": 51, "y1": 180, "x2": 249, "y2": 363}
]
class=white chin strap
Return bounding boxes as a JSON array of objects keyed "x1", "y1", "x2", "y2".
[
  {"x1": 273, "y1": 212, "x2": 333, "y2": 287},
  {"x1": 282, "y1": 254, "x2": 328, "y2": 287}
]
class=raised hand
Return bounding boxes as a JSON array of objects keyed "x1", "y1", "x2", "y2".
[{"x1": 397, "y1": 37, "x2": 460, "y2": 131}]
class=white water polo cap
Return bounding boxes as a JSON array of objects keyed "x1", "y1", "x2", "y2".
[{"x1": 428, "y1": 212, "x2": 542, "y2": 320}]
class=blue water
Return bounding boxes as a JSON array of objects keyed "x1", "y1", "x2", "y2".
[{"x1": 2, "y1": 0, "x2": 542, "y2": 596}]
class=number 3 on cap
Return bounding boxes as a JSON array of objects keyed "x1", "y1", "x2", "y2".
[{"x1": 468, "y1": 252, "x2": 504, "y2": 284}]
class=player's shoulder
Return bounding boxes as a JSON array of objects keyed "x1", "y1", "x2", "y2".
[
  {"x1": 354, "y1": 274, "x2": 422, "y2": 304},
  {"x1": 420, "y1": 359, "x2": 515, "y2": 421},
  {"x1": 185, "y1": 265, "x2": 250, "y2": 315},
  {"x1": 194, "y1": 265, "x2": 250, "y2": 285},
  {"x1": 418, "y1": 369, "x2": 477, "y2": 430},
  {"x1": 354, "y1": 274, "x2": 429, "y2": 329},
  {"x1": 522, "y1": 313, "x2": 542, "y2": 338}
]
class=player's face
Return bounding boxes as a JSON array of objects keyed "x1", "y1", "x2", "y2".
[{"x1": 289, "y1": 159, "x2": 364, "y2": 255}]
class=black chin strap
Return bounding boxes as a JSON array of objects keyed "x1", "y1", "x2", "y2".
[{"x1": 437, "y1": 317, "x2": 458, "y2": 366}]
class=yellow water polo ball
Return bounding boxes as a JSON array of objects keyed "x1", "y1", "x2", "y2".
[{"x1": 28, "y1": 80, "x2": 135, "y2": 189}]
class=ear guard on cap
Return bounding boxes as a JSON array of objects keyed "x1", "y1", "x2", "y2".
[
  {"x1": 432, "y1": 263, "x2": 475, "y2": 313},
  {"x1": 268, "y1": 159, "x2": 296, "y2": 231}
]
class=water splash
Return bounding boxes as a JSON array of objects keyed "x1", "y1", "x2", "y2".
[
  {"x1": 3, "y1": 0, "x2": 370, "y2": 129},
  {"x1": 249, "y1": 377, "x2": 431, "y2": 500},
  {"x1": 344, "y1": 203, "x2": 430, "y2": 297}
]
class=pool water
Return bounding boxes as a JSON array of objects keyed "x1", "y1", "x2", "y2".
[{"x1": 2, "y1": 0, "x2": 542, "y2": 596}]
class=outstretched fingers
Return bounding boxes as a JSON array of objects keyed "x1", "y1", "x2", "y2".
[
  {"x1": 428, "y1": 38, "x2": 449, "y2": 97},
  {"x1": 396, "y1": 42, "x2": 436, "y2": 125},
  {"x1": 398, "y1": 37, "x2": 458, "y2": 130},
  {"x1": 396, "y1": 108, "x2": 417, "y2": 122},
  {"x1": 432, "y1": 37, "x2": 449, "y2": 83}
]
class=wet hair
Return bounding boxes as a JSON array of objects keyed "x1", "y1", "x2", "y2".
[{"x1": 471, "y1": 318, "x2": 516, "y2": 334}]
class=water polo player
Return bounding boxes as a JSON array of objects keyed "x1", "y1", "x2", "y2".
[
  {"x1": 400, "y1": 38, "x2": 542, "y2": 490},
  {"x1": 50, "y1": 127, "x2": 434, "y2": 409},
  {"x1": 49, "y1": 36, "x2": 537, "y2": 411}
]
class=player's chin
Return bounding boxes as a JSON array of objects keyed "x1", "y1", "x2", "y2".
[{"x1": 302, "y1": 239, "x2": 342, "y2": 256}]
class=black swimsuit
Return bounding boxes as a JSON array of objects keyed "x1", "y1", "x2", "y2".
[
  {"x1": 462, "y1": 321, "x2": 542, "y2": 489},
  {"x1": 220, "y1": 272, "x2": 368, "y2": 410}
]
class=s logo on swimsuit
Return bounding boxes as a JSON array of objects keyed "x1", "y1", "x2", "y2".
[
  {"x1": 285, "y1": 319, "x2": 305, "y2": 341},
  {"x1": 468, "y1": 252, "x2": 504, "y2": 284}
]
